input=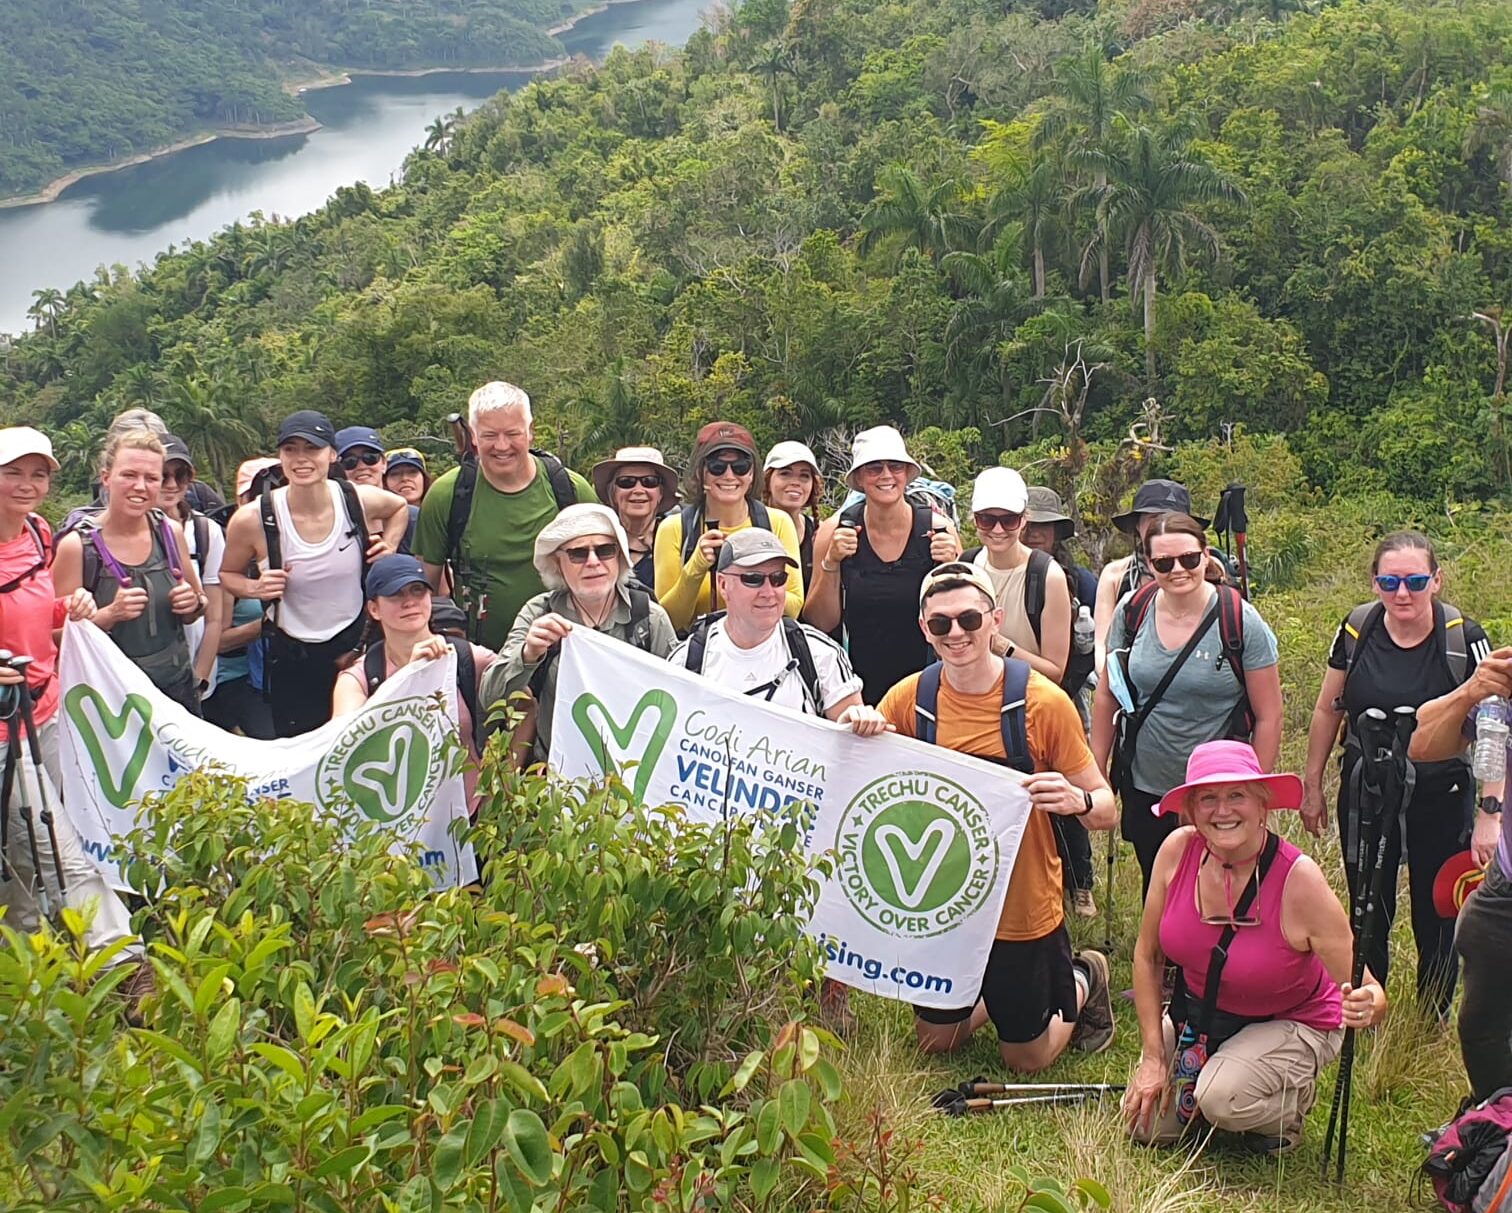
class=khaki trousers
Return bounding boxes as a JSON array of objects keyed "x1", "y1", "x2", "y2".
[{"x1": 1136, "y1": 1014, "x2": 1344, "y2": 1144}]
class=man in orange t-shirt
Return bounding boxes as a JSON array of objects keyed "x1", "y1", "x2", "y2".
[{"x1": 874, "y1": 561, "x2": 1118, "y2": 1072}]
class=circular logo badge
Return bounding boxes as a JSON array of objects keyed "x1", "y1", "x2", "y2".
[
  {"x1": 834, "y1": 772, "x2": 999, "y2": 938},
  {"x1": 316, "y1": 697, "x2": 449, "y2": 823}
]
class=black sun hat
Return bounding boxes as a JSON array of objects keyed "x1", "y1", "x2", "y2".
[{"x1": 1113, "y1": 479, "x2": 1210, "y2": 534}]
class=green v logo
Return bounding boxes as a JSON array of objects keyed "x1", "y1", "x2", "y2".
[
  {"x1": 570, "y1": 689, "x2": 677, "y2": 802},
  {"x1": 64, "y1": 686, "x2": 155, "y2": 810}
]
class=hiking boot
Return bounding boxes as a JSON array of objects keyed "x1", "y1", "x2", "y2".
[
  {"x1": 1239, "y1": 1131, "x2": 1298, "y2": 1157},
  {"x1": 118, "y1": 959, "x2": 155, "y2": 1028},
  {"x1": 1070, "y1": 888, "x2": 1097, "y2": 918},
  {"x1": 817, "y1": 977, "x2": 857, "y2": 1038},
  {"x1": 1070, "y1": 949, "x2": 1114, "y2": 1053}
]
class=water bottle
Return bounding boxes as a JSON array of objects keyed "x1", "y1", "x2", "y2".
[
  {"x1": 1473, "y1": 696, "x2": 1510, "y2": 783},
  {"x1": 1073, "y1": 604, "x2": 1095, "y2": 656}
]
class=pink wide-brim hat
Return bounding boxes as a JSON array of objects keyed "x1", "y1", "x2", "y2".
[{"x1": 1155, "y1": 740, "x2": 1304, "y2": 817}]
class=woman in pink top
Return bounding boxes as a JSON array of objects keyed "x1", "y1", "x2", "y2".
[{"x1": 1123, "y1": 741, "x2": 1387, "y2": 1154}]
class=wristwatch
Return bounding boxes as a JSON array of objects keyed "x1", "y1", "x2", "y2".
[
  {"x1": 1481, "y1": 795, "x2": 1504, "y2": 816},
  {"x1": 1075, "y1": 789, "x2": 1094, "y2": 817}
]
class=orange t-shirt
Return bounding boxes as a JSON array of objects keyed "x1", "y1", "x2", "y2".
[{"x1": 878, "y1": 665, "x2": 1095, "y2": 941}]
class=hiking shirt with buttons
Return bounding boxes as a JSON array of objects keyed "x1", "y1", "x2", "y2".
[
  {"x1": 489, "y1": 586, "x2": 678, "y2": 760},
  {"x1": 668, "y1": 619, "x2": 860, "y2": 715},
  {"x1": 1108, "y1": 589, "x2": 1278, "y2": 796},
  {"x1": 415, "y1": 459, "x2": 597, "y2": 651},
  {"x1": 0, "y1": 517, "x2": 61, "y2": 742},
  {"x1": 877, "y1": 667, "x2": 1095, "y2": 941},
  {"x1": 840, "y1": 514, "x2": 937, "y2": 706},
  {"x1": 652, "y1": 510, "x2": 804, "y2": 633}
]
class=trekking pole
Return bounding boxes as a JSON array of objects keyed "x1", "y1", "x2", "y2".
[
  {"x1": 0, "y1": 651, "x2": 56, "y2": 923},
  {"x1": 934, "y1": 1091, "x2": 1108, "y2": 1118},
  {"x1": 13, "y1": 655, "x2": 67, "y2": 900},
  {"x1": 1214, "y1": 483, "x2": 1250, "y2": 600},
  {"x1": 933, "y1": 1079, "x2": 1126, "y2": 1106},
  {"x1": 1103, "y1": 825, "x2": 1118, "y2": 954}
]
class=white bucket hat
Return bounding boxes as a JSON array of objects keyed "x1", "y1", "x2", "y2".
[
  {"x1": 845, "y1": 426, "x2": 919, "y2": 489},
  {"x1": 533, "y1": 503, "x2": 632, "y2": 591},
  {"x1": 971, "y1": 467, "x2": 1028, "y2": 515}
]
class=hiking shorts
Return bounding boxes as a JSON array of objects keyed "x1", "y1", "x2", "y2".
[{"x1": 913, "y1": 923, "x2": 1076, "y2": 1044}]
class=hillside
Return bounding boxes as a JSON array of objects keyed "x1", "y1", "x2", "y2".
[
  {"x1": 1, "y1": 0, "x2": 1509, "y2": 516},
  {"x1": 0, "y1": 0, "x2": 591, "y2": 198}
]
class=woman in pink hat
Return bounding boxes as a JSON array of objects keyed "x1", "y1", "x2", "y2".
[{"x1": 1123, "y1": 740, "x2": 1386, "y2": 1154}]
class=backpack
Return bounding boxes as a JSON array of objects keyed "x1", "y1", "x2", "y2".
[
  {"x1": 839, "y1": 477, "x2": 959, "y2": 528},
  {"x1": 77, "y1": 509, "x2": 186, "y2": 594},
  {"x1": 1335, "y1": 600, "x2": 1470, "y2": 751},
  {"x1": 259, "y1": 479, "x2": 368, "y2": 641},
  {"x1": 959, "y1": 546, "x2": 1064, "y2": 649},
  {"x1": 682, "y1": 611, "x2": 825, "y2": 714},
  {"x1": 678, "y1": 501, "x2": 775, "y2": 564},
  {"x1": 0, "y1": 516, "x2": 49, "y2": 595},
  {"x1": 526, "y1": 584, "x2": 656, "y2": 700},
  {"x1": 363, "y1": 635, "x2": 484, "y2": 753},
  {"x1": 445, "y1": 449, "x2": 576, "y2": 576},
  {"x1": 840, "y1": 498, "x2": 936, "y2": 566},
  {"x1": 1421, "y1": 1088, "x2": 1512, "y2": 1213},
  {"x1": 914, "y1": 656, "x2": 1033, "y2": 775}
]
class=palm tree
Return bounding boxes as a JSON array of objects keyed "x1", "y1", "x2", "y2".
[
  {"x1": 26, "y1": 288, "x2": 64, "y2": 337},
  {"x1": 1078, "y1": 117, "x2": 1248, "y2": 385},
  {"x1": 751, "y1": 41, "x2": 796, "y2": 133},
  {"x1": 941, "y1": 232, "x2": 1030, "y2": 422},
  {"x1": 424, "y1": 116, "x2": 449, "y2": 153},
  {"x1": 859, "y1": 166, "x2": 978, "y2": 267},
  {"x1": 985, "y1": 150, "x2": 1063, "y2": 298},
  {"x1": 1464, "y1": 87, "x2": 1512, "y2": 202},
  {"x1": 159, "y1": 373, "x2": 259, "y2": 492},
  {"x1": 1034, "y1": 44, "x2": 1151, "y2": 302}
]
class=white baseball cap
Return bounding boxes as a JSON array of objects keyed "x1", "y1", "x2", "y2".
[
  {"x1": 845, "y1": 426, "x2": 919, "y2": 488},
  {"x1": 971, "y1": 466, "x2": 1028, "y2": 514},
  {"x1": 0, "y1": 427, "x2": 60, "y2": 471},
  {"x1": 763, "y1": 441, "x2": 820, "y2": 473}
]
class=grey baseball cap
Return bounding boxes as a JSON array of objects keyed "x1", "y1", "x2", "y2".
[{"x1": 716, "y1": 528, "x2": 798, "y2": 571}]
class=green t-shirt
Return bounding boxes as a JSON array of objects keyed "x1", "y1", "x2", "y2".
[{"x1": 415, "y1": 458, "x2": 597, "y2": 650}]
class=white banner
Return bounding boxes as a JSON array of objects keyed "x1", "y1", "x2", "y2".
[
  {"x1": 58, "y1": 621, "x2": 476, "y2": 890},
  {"x1": 547, "y1": 629, "x2": 1033, "y2": 1009}
]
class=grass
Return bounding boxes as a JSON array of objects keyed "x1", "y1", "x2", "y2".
[{"x1": 824, "y1": 516, "x2": 1510, "y2": 1212}]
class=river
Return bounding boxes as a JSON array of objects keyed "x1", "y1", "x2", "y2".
[{"x1": 0, "y1": 0, "x2": 709, "y2": 335}]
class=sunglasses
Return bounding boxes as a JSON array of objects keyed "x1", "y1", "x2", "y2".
[
  {"x1": 616, "y1": 474, "x2": 664, "y2": 490},
  {"x1": 164, "y1": 464, "x2": 193, "y2": 485},
  {"x1": 974, "y1": 510, "x2": 1023, "y2": 533},
  {"x1": 386, "y1": 447, "x2": 424, "y2": 465},
  {"x1": 1375, "y1": 573, "x2": 1433, "y2": 593},
  {"x1": 1151, "y1": 551, "x2": 1205, "y2": 574},
  {"x1": 341, "y1": 452, "x2": 383, "y2": 470},
  {"x1": 561, "y1": 542, "x2": 619, "y2": 565},
  {"x1": 705, "y1": 457, "x2": 753, "y2": 477},
  {"x1": 924, "y1": 609, "x2": 987, "y2": 637},
  {"x1": 732, "y1": 569, "x2": 790, "y2": 588},
  {"x1": 861, "y1": 460, "x2": 911, "y2": 476}
]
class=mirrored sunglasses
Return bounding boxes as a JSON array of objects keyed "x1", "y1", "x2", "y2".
[{"x1": 1374, "y1": 573, "x2": 1433, "y2": 593}]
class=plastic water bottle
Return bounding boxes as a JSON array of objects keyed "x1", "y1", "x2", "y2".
[
  {"x1": 1473, "y1": 696, "x2": 1510, "y2": 783},
  {"x1": 1073, "y1": 604, "x2": 1096, "y2": 656}
]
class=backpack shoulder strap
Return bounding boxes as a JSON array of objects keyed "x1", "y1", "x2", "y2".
[
  {"x1": 1341, "y1": 602, "x2": 1385, "y2": 677},
  {"x1": 445, "y1": 460, "x2": 478, "y2": 568},
  {"x1": 781, "y1": 620, "x2": 824, "y2": 715},
  {"x1": 839, "y1": 499, "x2": 866, "y2": 528},
  {"x1": 682, "y1": 611, "x2": 723, "y2": 673},
  {"x1": 679, "y1": 504, "x2": 703, "y2": 565},
  {"x1": 1024, "y1": 548, "x2": 1051, "y2": 646},
  {"x1": 531, "y1": 450, "x2": 577, "y2": 512},
  {"x1": 448, "y1": 635, "x2": 483, "y2": 751},
  {"x1": 1439, "y1": 603, "x2": 1468, "y2": 684},
  {"x1": 150, "y1": 509, "x2": 185, "y2": 581},
  {"x1": 914, "y1": 662, "x2": 943, "y2": 746},
  {"x1": 998, "y1": 656, "x2": 1033, "y2": 773},
  {"x1": 909, "y1": 502, "x2": 934, "y2": 557},
  {"x1": 750, "y1": 500, "x2": 772, "y2": 532},
  {"x1": 334, "y1": 477, "x2": 369, "y2": 574},
  {"x1": 260, "y1": 485, "x2": 282, "y2": 571},
  {"x1": 191, "y1": 513, "x2": 211, "y2": 576},
  {"x1": 362, "y1": 643, "x2": 387, "y2": 695},
  {"x1": 1216, "y1": 584, "x2": 1247, "y2": 690},
  {"x1": 961, "y1": 545, "x2": 982, "y2": 563},
  {"x1": 1121, "y1": 581, "x2": 1160, "y2": 643},
  {"x1": 628, "y1": 586, "x2": 653, "y2": 650},
  {"x1": 25, "y1": 515, "x2": 48, "y2": 562}
]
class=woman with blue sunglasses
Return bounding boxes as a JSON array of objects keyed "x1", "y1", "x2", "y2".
[{"x1": 1302, "y1": 531, "x2": 1493, "y2": 1019}]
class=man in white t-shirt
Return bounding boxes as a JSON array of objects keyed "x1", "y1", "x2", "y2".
[{"x1": 669, "y1": 529, "x2": 885, "y2": 729}]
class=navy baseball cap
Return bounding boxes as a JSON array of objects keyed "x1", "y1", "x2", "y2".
[
  {"x1": 385, "y1": 447, "x2": 427, "y2": 474},
  {"x1": 277, "y1": 410, "x2": 336, "y2": 449},
  {"x1": 335, "y1": 425, "x2": 384, "y2": 456},
  {"x1": 365, "y1": 554, "x2": 431, "y2": 599}
]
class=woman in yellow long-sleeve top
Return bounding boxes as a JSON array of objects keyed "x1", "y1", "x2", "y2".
[{"x1": 653, "y1": 421, "x2": 803, "y2": 633}]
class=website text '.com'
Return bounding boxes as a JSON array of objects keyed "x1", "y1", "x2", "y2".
[{"x1": 819, "y1": 936, "x2": 953, "y2": 995}]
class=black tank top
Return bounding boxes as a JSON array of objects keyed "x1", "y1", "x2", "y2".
[{"x1": 840, "y1": 503, "x2": 935, "y2": 705}]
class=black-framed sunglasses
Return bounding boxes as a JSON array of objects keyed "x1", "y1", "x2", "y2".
[
  {"x1": 705, "y1": 456, "x2": 753, "y2": 477},
  {"x1": 734, "y1": 570, "x2": 789, "y2": 588},
  {"x1": 924, "y1": 608, "x2": 987, "y2": 636},
  {"x1": 342, "y1": 452, "x2": 382, "y2": 470},
  {"x1": 973, "y1": 510, "x2": 1023, "y2": 533},
  {"x1": 561, "y1": 542, "x2": 619, "y2": 565},
  {"x1": 164, "y1": 464, "x2": 193, "y2": 485},
  {"x1": 1151, "y1": 551, "x2": 1205, "y2": 574},
  {"x1": 616, "y1": 474, "x2": 664, "y2": 490}
]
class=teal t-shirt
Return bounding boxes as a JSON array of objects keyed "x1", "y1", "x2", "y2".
[
  {"x1": 414, "y1": 457, "x2": 596, "y2": 650},
  {"x1": 1107, "y1": 590, "x2": 1279, "y2": 795}
]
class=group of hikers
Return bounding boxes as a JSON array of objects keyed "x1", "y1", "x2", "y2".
[{"x1": 2, "y1": 377, "x2": 1511, "y2": 1166}]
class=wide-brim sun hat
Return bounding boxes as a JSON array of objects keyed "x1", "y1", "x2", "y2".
[
  {"x1": 591, "y1": 446, "x2": 678, "y2": 515},
  {"x1": 0, "y1": 426, "x2": 61, "y2": 472},
  {"x1": 846, "y1": 426, "x2": 920, "y2": 490},
  {"x1": 1155, "y1": 740, "x2": 1303, "y2": 817},
  {"x1": 533, "y1": 503, "x2": 632, "y2": 590},
  {"x1": 763, "y1": 440, "x2": 823, "y2": 509},
  {"x1": 1025, "y1": 485, "x2": 1075, "y2": 541},
  {"x1": 1114, "y1": 478, "x2": 1210, "y2": 533}
]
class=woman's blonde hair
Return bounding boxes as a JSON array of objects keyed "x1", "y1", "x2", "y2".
[{"x1": 100, "y1": 428, "x2": 165, "y2": 476}]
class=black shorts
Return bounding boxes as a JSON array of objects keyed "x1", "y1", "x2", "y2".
[{"x1": 913, "y1": 923, "x2": 1077, "y2": 1044}]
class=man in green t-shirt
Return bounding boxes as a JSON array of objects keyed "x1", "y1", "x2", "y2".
[{"x1": 415, "y1": 381, "x2": 596, "y2": 650}]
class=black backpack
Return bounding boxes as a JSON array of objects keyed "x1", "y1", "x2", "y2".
[
  {"x1": 682, "y1": 611, "x2": 825, "y2": 714},
  {"x1": 445, "y1": 449, "x2": 577, "y2": 575},
  {"x1": 258, "y1": 479, "x2": 368, "y2": 642},
  {"x1": 363, "y1": 635, "x2": 484, "y2": 753},
  {"x1": 678, "y1": 501, "x2": 775, "y2": 564},
  {"x1": 1334, "y1": 600, "x2": 1470, "y2": 749},
  {"x1": 75, "y1": 508, "x2": 187, "y2": 594},
  {"x1": 914, "y1": 656, "x2": 1033, "y2": 775},
  {"x1": 959, "y1": 546, "x2": 1064, "y2": 649}
]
